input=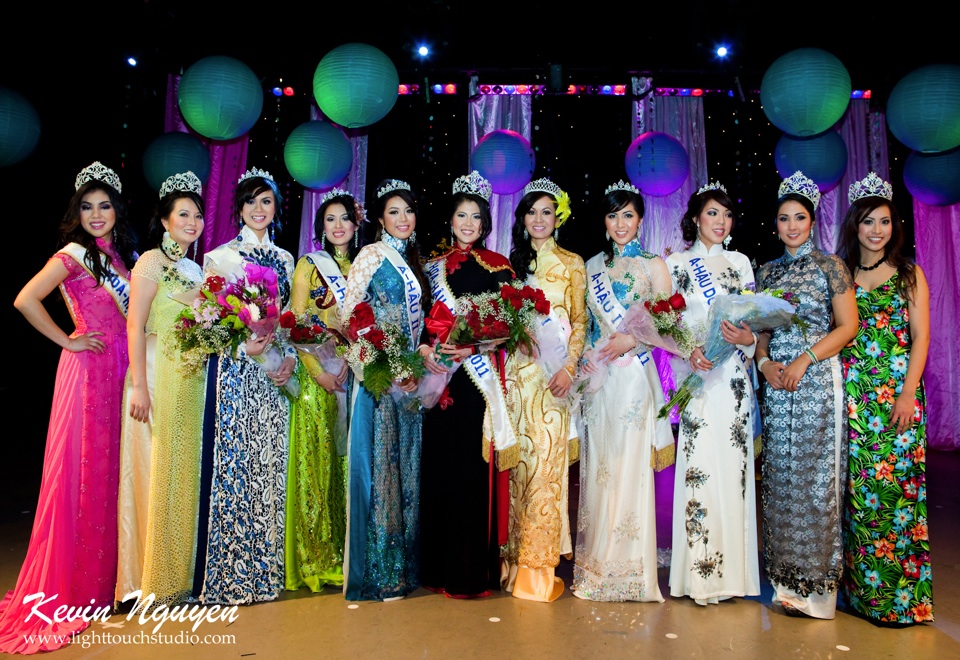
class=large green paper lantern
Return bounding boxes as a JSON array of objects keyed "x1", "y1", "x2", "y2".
[
  {"x1": 903, "y1": 147, "x2": 960, "y2": 206},
  {"x1": 313, "y1": 43, "x2": 398, "y2": 128},
  {"x1": 142, "y1": 132, "x2": 211, "y2": 193},
  {"x1": 470, "y1": 130, "x2": 535, "y2": 195},
  {"x1": 775, "y1": 131, "x2": 848, "y2": 193},
  {"x1": 283, "y1": 121, "x2": 352, "y2": 190},
  {"x1": 0, "y1": 87, "x2": 40, "y2": 167},
  {"x1": 887, "y1": 64, "x2": 960, "y2": 154},
  {"x1": 624, "y1": 132, "x2": 690, "y2": 196},
  {"x1": 178, "y1": 55, "x2": 263, "y2": 141},
  {"x1": 761, "y1": 48, "x2": 851, "y2": 137}
]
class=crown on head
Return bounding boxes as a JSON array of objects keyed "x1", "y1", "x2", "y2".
[
  {"x1": 376, "y1": 179, "x2": 411, "y2": 199},
  {"x1": 452, "y1": 170, "x2": 492, "y2": 201},
  {"x1": 238, "y1": 167, "x2": 274, "y2": 185},
  {"x1": 75, "y1": 161, "x2": 122, "y2": 194},
  {"x1": 320, "y1": 187, "x2": 367, "y2": 223},
  {"x1": 697, "y1": 181, "x2": 727, "y2": 195},
  {"x1": 848, "y1": 172, "x2": 893, "y2": 204},
  {"x1": 159, "y1": 171, "x2": 203, "y2": 198},
  {"x1": 778, "y1": 170, "x2": 821, "y2": 210},
  {"x1": 604, "y1": 180, "x2": 640, "y2": 195},
  {"x1": 523, "y1": 177, "x2": 572, "y2": 226}
]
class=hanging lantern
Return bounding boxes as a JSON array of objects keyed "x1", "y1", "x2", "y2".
[
  {"x1": 887, "y1": 63, "x2": 960, "y2": 154},
  {"x1": 313, "y1": 43, "x2": 398, "y2": 129},
  {"x1": 760, "y1": 48, "x2": 851, "y2": 137},
  {"x1": 903, "y1": 147, "x2": 960, "y2": 206},
  {"x1": 283, "y1": 120, "x2": 353, "y2": 190},
  {"x1": 624, "y1": 131, "x2": 690, "y2": 197},
  {"x1": 0, "y1": 87, "x2": 40, "y2": 167},
  {"x1": 774, "y1": 131, "x2": 848, "y2": 193},
  {"x1": 470, "y1": 130, "x2": 536, "y2": 195},
  {"x1": 177, "y1": 55, "x2": 263, "y2": 141},
  {"x1": 142, "y1": 131, "x2": 211, "y2": 193}
]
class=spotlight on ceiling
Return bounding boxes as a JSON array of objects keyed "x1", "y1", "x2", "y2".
[
  {"x1": 417, "y1": 45, "x2": 430, "y2": 58},
  {"x1": 716, "y1": 46, "x2": 730, "y2": 59},
  {"x1": 126, "y1": 56, "x2": 138, "y2": 67}
]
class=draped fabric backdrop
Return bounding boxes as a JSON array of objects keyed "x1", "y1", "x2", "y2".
[
  {"x1": 815, "y1": 99, "x2": 890, "y2": 253},
  {"x1": 297, "y1": 105, "x2": 368, "y2": 259},
  {"x1": 630, "y1": 78, "x2": 708, "y2": 559},
  {"x1": 165, "y1": 75, "x2": 248, "y2": 263},
  {"x1": 467, "y1": 93, "x2": 533, "y2": 256},
  {"x1": 915, "y1": 203, "x2": 960, "y2": 450}
]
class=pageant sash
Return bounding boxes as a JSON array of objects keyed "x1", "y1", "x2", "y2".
[
  {"x1": 682, "y1": 253, "x2": 748, "y2": 368},
  {"x1": 304, "y1": 251, "x2": 348, "y2": 310},
  {"x1": 426, "y1": 257, "x2": 517, "y2": 454},
  {"x1": 57, "y1": 242, "x2": 131, "y2": 315},
  {"x1": 527, "y1": 274, "x2": 570, "y2": 378},
  {"x1": 585, "y1": 254, "x2": 651, "y2": 368},
  {"x1": 380, "y1": 242, "x2": 422, "y2": 347}
]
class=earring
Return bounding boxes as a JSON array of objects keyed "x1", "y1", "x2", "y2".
[
  {"x1": 354, "y1": 230, "x2": 359, "y2": 248},
  {"x1": 409, "y1": 230, "x2": 417, "y2": 242},
  {"x1": 553, "y1": 227, "x2": 559, "y2": 239},
  {"x1": 723, "y1": 235, "x2": 732, "y2": 248},
  {"x1": 191, "y1": 240, "x2": 198, "y2": 261},
  {"x1": 451, "y1": 227, "x2": 456, "y2": 244},
  {"x1": 605, "y1": 231, "x2": 610, "y2": 241},
  {"x1": 269, "y1": 224, "x2": 275, "y2": 242},
  {"x1": 523, "y1": 228, "x2": 529, "y2": 241},
  {"x1": 320, "y1": 233, "x2": 326, "y2": 250}
]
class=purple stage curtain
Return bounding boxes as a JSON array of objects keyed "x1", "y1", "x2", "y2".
[
  {"x1": 297, "y1": 104, "x2": 368, "y2": 259},
  {"x1": 467, "y1": 91, "x2": 532, "y2": 256},
  {"x1": 815, "y1": 100, "x2": 889, "y2": 253},
  {"x1": 164, "y1": 74, "x2": 248, "y2": 264},
  {"x1": 915, "y1": 201, "x2": 960, "y2": 450}
]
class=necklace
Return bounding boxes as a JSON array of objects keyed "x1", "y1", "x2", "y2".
[{"x1": 858, "y1": 255, "x2": 886, "y2": 271}]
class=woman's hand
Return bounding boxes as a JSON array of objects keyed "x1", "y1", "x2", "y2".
[
  {"x1": 889, "y1": 394, "x2": 917, "y2": 435},
  {"x1": 721, "y1": 320, "x2": 754, "y2": 346},
  {"x1": 689, "y1": 346, "x2": 714, "y2": 372},
  {"x1": 419, "y1": 344, "x2": 449, "y2": 375},
  {"x1": 66, "y1": 331, "x2": 106, "y2": 354},
  {"x1": 246, "y1": 332, "x2": 272, "y2": 357},
  {"x1": 596, "y1": 331, "x2": 637, "y2": 363},
  {"x1": 580, "y1": 352, "x2": 599, "y2": 375},
  {"x1": 268, "y1": 356, "x2": 297, "y2": 387},
  {"x1": 314, "y1": 370, "x2": 345, "y2": 393},
  {"x1": 760, "y1": 359, "x2": 787, "y2": 390},
  {"x1": 779, "y1": 358, "x2": 809, "y2": 392},
  {"x1": 396, "y1": 375, "x2": 419, "y2": 392},
  {"x1": 128, "y1": 383, "x2": 151, "y2": 423},
  {"x1": 547, "y1": 368, "x2": 573, "y2": 399}
]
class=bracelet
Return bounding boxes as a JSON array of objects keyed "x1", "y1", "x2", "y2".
[
  {"x1": 757, "y1": 356, "x2": 770, "y2": 372},
  {"x1": 805, "y1": 347, "x2": 820, "y2": 364}
]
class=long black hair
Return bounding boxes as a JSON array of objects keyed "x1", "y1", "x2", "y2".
[
  {"x1": 838, "y1": 196, "x2": 917, "y2": 301},
  {"x1": 680, "y1": 186, "x2": 738, "y2": 247},
  {"x1": 145, "y1": 190, "x2": 205, "y2": 250},
  {"x1": 235, "y1": 174, "x2": 284, "y2": 234},
  {"x1": 368, "y1": 182, "x2": 431, "y2": 304},
  {"x1": 601, "y1": 188, "x2": 646, "y2": 264},
  {"x1": 59, "y1": 179, "x2": 137, "y2": 283},
  {"x1": 448, "y1": 191, "x2": 492, "y2": 248},
  {"x1": 509, "y1": 191, "x2": 556, "y2": 278},
  {"x1": 315, "y1": 193, "x2": 363, "y2": 261}
]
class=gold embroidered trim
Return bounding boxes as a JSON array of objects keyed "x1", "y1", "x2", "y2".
[{"x1": 651, "y1": 442, "x2": 676, "y2": 472}]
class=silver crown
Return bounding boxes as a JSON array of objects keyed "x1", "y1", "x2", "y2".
[
  {"x1": 452, "y1": 170, "x2": 492, "y2": 200},
  {"x1": 778, "y1": 170, "x2": 821, "y2": 210},
  {"x1": 523, "y1": 177, "x2": 564, "y2": 198},
  {"x1": 75, "y1": 161, "x2": 122, "y2": 194},
  {"x1": 604, "y1": 180, "x2": 640, "y2": 195},
  {"x1": 697, "y1": 181, "x2": 727, "y2": 195},
  {"x1": 319, "y1": 187, "x2": 367, "y2": 223},
  {"x1": 848, "y1": 172, "x2": 893, "y2": 204},
  {"x1": 159, "y1": 171, "x2": 203, "y2": 198},
  {"x1": 238, "y1": 167, "x2": 274, "y2": 184},
  {"x1": 376, "y1": 179, "x2": 411, "y2": 199}
]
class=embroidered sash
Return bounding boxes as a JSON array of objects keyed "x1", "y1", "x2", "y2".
[
  {"x1": 426, "y1": 257, "x2": 517, "y2": 455},
  {"x1": 585, "y1": 254, "x2": 651, "y2": 368},
  {"x1": 380, "y1": 242, "x2": 422, "y2": 346},
  {"x1": 304, "y1": 251, "x2": 348, "y2": 310},
  {"x1": 57, "y1": 242, "x2": 131, "y2": 315}
]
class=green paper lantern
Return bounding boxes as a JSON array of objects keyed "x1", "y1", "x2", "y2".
[
  {"x1": 775, "y1": 131, "x2": 848, "y2": 193},
  {"x1": 903, "y1": 148, "x2": 960, "y2": 206},
  {"x1": 178, "y1": 55, "x2": 263, "y2": 141},
  {"x1": 0, "y1": 87, "x2": 40, "y2": 167},
  {"x1": 761, "y1": 48, "x2": 851, "y2": 137},
  {"x1": 313, "y1": 43, "x2": 398, "y2": 128},
  {"x1": 887, "y1": 64, "x2": 960, "y2": 154},
  {"x1": 283, "y1": 121, "x2": 352, "y2": 190},
  {"x1": 142, "y1": 132, "x2": 211, "y2": 193}
]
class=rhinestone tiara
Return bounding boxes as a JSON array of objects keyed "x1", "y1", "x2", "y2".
[
  {"x1": 452, "y1": 170, "x2": 492, "y2": 201},
  {"x1": 319, "y1": 187, "x2": 367, "y2": 223},
  {"x1": 523, "y1": 177, "x2": 563, "y2": 199},
  {"x1": 697, "y1": 181, "x2": 727, "y2": 195},
  {"x1": 848, "y1": 172, "x2": 893, "y2": 204},
  {"x1": 159, "y1": 171, "x2": 203, "y2": 198},
  {"x1": 238, "y1": 167, "x2": 274, "y2": 185},
  {"x1": 604, "y1": 180, "x2": 640, "y2": 195},
  {"x1": 75, "y1": 161, "x2": 122, "y2": 194},
  {"x1": 778, "y1": 170, "x2": 821, "y2": 210},
  {"x1": 377, "y1": 179, "x2": 411, "y2": 199}
]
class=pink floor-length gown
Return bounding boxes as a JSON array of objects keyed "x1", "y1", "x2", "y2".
[{"x1": 0, "y1": 240, "x2": 130, "y2": 654}]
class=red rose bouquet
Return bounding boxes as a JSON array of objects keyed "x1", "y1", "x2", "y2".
[
  {"x1": 499, "y1": 281, "x2": 551, "y2": 355},
  {"x1": 344, "y1": 301, "x2": 425, "y2": 401}
]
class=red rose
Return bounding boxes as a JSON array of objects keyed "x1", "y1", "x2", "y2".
[
  {"x1": 280, "y1": 311, "x2": 297, "y2": 329},
  {"x1": 501, "y1": 285, "x2": 516, "y2": 300},
  {"x1": 644, "y1": 300, "x2": 653, "y2": 311},
  {"x1": 668, "y1": 292, "x2": 686, "y2": 311},
  {"x1": 534, "y1": 299, "x2": 550, "y2": 315},
  {"x1": 290, "y1": 327, "x2": 303, "y2": 342},
  {"x1": 438, "y1": 386, "x2": 454, "y2": 410},
  {"x1": 204, "y1": 275, "x2": 226, "y2": 293},
  {"x1": 366, "y1": 328, "x2": 386, "y2": 349},
  {"x1": 510, "y1": 297, "x2": 523, "y2": 311},
  {"x1": 653, "y1": 300, "x2": 671, "y2": 314}
]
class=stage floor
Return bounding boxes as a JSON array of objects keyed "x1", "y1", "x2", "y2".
[{"x1": 1, "y1": 451, "x2": 957, "y2": 659}]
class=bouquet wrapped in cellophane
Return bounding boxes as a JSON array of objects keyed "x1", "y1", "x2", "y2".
[{"x1": 657, "y1": 287, "x2": 805, "y2": 419}]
